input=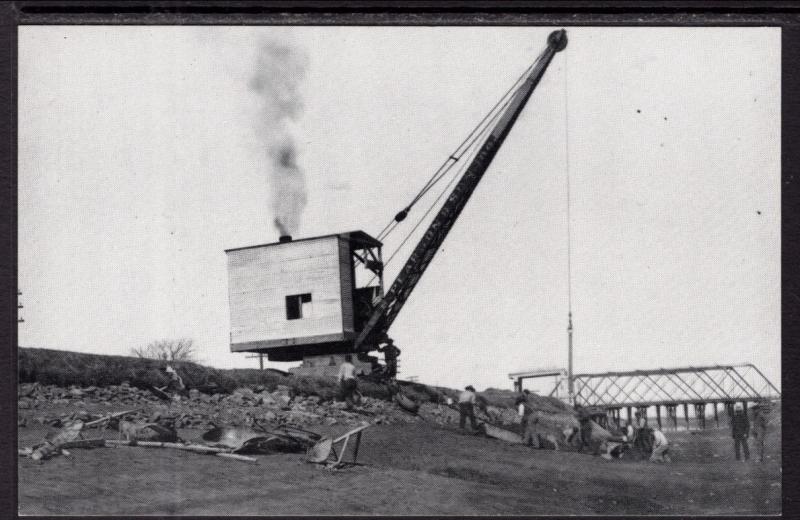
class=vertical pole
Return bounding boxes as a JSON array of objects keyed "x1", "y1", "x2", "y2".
[
  {"x1": 672, "y1": 406, "x2": 678, "y2": 431},
  {"x1": 567, "y1": 313, "x2": 574, "y2": 405},
  {"x1": 259, "y1": 353, "x2": 264, "y2": 371},
  {"x1": 656, "y1": 405, "x2": 662, "y2": 429},
  {"x1": 626, "y1": 406, "x2": 632, "y2": 424},
  {"x1": 701, "y1": 403, "x2": 706, "y2": 429},
  {"x1": 714, "y1": 402, "x2": 719, "y2": 428}
]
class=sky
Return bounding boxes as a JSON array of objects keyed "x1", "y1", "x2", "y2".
[{"x1": 18, "y1": 26, "x2": 780, "y2": 393}]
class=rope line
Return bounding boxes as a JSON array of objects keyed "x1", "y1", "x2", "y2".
[
  {"x1": 369, "y1": 79, "x2": 520, "y2": 282},
  {"x1": 369, "y1": 51, "x2": 547, "y2": 244},
  {"x1": 564, "y1": 49, "x2": 573, "y2": 316}
]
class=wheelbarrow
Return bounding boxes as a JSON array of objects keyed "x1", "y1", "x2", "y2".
[{"x1": 306, "y1": 423, "x2": 371, "y2": 470}]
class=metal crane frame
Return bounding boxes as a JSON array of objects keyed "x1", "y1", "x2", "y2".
[{"x1": 353, "y1": 29, "x2": 569, "y2": 352}]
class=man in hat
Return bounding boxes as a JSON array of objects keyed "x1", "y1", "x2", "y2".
[
  {"x1": 731, "y1": 403, "x2": 750, "y2": 461},
  {"x1": 378, "y1": 339, "x2": 401, "y2": 379},
  {"x1": 458, "y1": 385, "x2": 478, "y2": 431},
  {"x1": 751, "y1": 402, "x2": 770, "y2": 463}
]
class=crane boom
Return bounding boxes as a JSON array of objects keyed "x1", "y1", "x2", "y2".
[{"x1": 354, "y1": 29, "x2": 568, "y2": 352}]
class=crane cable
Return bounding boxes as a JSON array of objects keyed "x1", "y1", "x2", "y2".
[
  {"x1": 563, "y1": 44, "x2": 575, "y2": 402},
  {"x1": 565, "y1": 47, "x2": 572, "y2": 317},
  {"x1": 372, "y1": 49, "x2": 548, "y2": 244},
  {"x1": 357, "y1": 49, "x2": 550, "y2": 280},
  {"x1": 365, "y1": 83, "x2": 518, "y2": 285}
]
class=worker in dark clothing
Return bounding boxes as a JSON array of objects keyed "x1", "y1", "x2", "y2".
[
  {"x1": 731, "y1": 403, "x2": 750, "y2": 461},
  {"x1": 752, "y1": 403, "x2": 770, "y2": 463},
  {"x1": 378, "y1": 339, "x2": 401, "y2": 379},
  {"x1": 579, "y1": 415, "x2": 593, "y2": 454},
  {"x1": 515, "y1": 390, "x2": 538, "y2": 447},
  {"x1": 458, "y1": 385, "x2": 478, "y2": 431}
]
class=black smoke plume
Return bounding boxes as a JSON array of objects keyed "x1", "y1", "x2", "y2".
[{"x1": 250, "y1": 41, "x2": 309, "y2": 237}]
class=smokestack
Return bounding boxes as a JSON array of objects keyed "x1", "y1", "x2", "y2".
[{"x1": 279, "y1": 235, "x2": 293, "y2": 243}]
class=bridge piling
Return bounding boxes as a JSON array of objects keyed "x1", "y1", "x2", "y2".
[{"x1": 683, "y1": 403, "x2": 690, "y2": 431}]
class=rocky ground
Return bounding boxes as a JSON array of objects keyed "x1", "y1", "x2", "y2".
[
  {"x1": 17, "y1": 383, "x2": 782, "y2": 515},
  {"x1": 17, "y1": 382, "x2": 428, "y2": 434}
]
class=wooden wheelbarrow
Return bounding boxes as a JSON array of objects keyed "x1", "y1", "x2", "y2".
[{"x1": 305, "y1": 423, "x2": 371, "y2": 470}]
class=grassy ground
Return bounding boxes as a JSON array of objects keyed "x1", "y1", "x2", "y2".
[{"x1": 18, "y1": 404, "x2": 781, "y2": 515}]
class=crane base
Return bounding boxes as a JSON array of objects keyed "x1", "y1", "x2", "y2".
[{"x1": 288, "y1": 353, "x2": 375, "y2": 379}]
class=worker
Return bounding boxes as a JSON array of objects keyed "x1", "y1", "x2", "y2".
[
  {"x1": 337, "y1": 354, "x2": 359, "y2": 410},
  {"x1": 751, "y1": 403, "x2": 769, "y2": 463},
  {"x1": 649, "y1": 429, "x2": 671, "y2": 463},
  {"x1": 514, "y1": 388, "x2": 541, "y2": 449},
  {"x1": 458, "y1": 385, "x2": 478, "y2": 432},
  {"x1": 624, "y1": 419, "x2": 636, "y2": 443},
  {"x1": 564, "y1": 426, "x2": 579, "y2": 447},
  {"x1": 633, "y1": 411, "x2": 652, "y2": 456},
  {"x1": 515, "y1": 389, "x2": 531, "y2": 412},
  {"x1": 163, "y1": 365, "x2": 186, "y2": 396},
  {"x1": 731, "y1": 403, "x2": 750, "y2": 461},
  {"x1": 636, "y1": 410, "x2": 647, "y2": 429},
  {"x1": 579, "y1": 414, "x2": 593, "y2": 454},
  {"x1": 378, "y1": 339, "x2": 401, "y2": 379},
  {"x1": 516, "y1": 390, "x2": 538, "y2": 448}
]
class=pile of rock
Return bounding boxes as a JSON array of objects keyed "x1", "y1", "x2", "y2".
[
  {"x1": 18, "y1": 382, "x2": 165, "y2": 409},
  {"x1": 19, "y1": 383, "x2": 424, "y2": 431}
]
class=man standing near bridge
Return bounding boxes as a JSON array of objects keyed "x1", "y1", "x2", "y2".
[
  {"x1": 731, "y1": 403, "x2": 750, "y2": 461},
  {"x1": 751, "y1": 402, "x2": 770, "y2": 463}
]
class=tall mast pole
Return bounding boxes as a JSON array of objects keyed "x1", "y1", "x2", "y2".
[{"x1": 563, "y1": 47, "x2": 574, "y2": 406}]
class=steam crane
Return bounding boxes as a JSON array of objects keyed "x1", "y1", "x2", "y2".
[{"x1": 225, "y1": 30, "x2": 567, "y2": 378}]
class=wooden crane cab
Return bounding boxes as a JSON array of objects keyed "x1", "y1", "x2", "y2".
[{"x1": 225, "y1": 231, "x2": 385, "y2": 378}]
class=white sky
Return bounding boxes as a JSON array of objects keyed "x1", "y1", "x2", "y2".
[{"x1": 18, "y1": 26, "x2": 780, "y2": 392}]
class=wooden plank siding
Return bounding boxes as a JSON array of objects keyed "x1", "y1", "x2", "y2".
[
  {"x1": 226, "y1": 236, "x2": 346, "y2": 350},
  {"x1": 338, "y1": 237, "x2": 355, "y2": 334}
]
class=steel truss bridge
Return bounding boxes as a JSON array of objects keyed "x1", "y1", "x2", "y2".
[{"x1": 571, "y1": 364, "x2": 780, "y2": 430}]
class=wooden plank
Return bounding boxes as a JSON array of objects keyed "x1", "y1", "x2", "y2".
[
  {"x1": 226, "y1": 236, "x2": 345, "y2": 346},
  {"x1": 230, "y1": 332, "x2": 354, "y2": 352}
]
